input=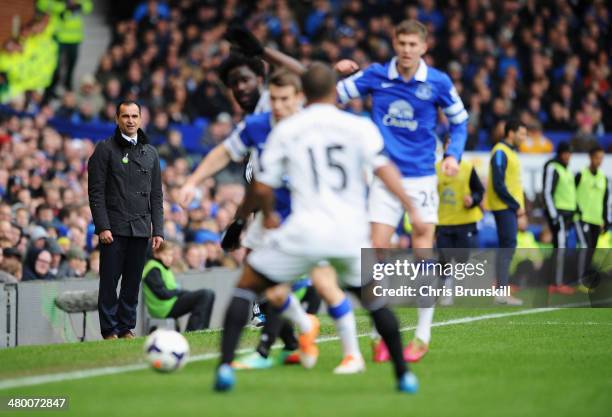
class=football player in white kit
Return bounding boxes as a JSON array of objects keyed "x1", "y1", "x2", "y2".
[{"x1": 214, "y1": 62, "x2": 422, "y2": 394}]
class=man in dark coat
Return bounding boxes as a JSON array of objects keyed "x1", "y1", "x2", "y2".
[{"x1": 88, "y1": 100, "x2": 164, "y2": 339}]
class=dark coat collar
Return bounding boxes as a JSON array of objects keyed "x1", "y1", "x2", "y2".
[{"x1": 112, "y1": 127, "x2": 149, "y2": 148}]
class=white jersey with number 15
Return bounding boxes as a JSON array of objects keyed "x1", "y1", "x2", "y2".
[{"x1": 257, "y1": 103, "x2": 389, "y2": 257}]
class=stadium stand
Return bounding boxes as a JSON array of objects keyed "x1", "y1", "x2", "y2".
[{"x1": 0, "y1": 0, "x2": 610, "y2": 282}]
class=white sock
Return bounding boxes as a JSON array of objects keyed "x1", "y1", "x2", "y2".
[
  {"x1": 415, "y1": 307, "x2": 434, "y2": 344},
  {"x1": 279, "y1": 294, "x2": 311, "y2": 334},
  {"x1": 329, "y1": 298, "x2": 361, "y2": 358}
]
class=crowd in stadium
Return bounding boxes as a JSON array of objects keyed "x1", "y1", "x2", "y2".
[{"x1": 0, "y1": 0, "x2": 610, "y2": 282}]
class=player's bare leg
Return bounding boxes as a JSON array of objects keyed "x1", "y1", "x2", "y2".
[
  {"x1": 310, "y1": 266, "x2": 365, "y2": 374},
  {"x1": 370, "y1": 222, "x2": 437, "y2": 363},
  {"x1": 266, "y1": 279, "x2": 319, "y2": 369},
  {"x1": 408, "y1": 225, "x2": 436, "y2": 363}
]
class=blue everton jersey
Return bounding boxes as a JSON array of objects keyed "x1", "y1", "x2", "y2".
[
  {"x1": 223, "y1": 112, "x2": 292, "y2": 220},
  {"x1": 337, "y1": 58, "x2": 468, "y2": 177}
]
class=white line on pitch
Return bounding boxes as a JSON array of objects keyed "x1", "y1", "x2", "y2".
[{"x1": 0, "y1": 308, "x2": 560, "y2": 391}]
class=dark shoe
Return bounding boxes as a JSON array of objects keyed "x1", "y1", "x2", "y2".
[
  {"x1": 103, "y1": 334, "x2": 118, "y2": 340},
  {"x1": 119, "y1": 331, "x2": 136, "y2": 339}
]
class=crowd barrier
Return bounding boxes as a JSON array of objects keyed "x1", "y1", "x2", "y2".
[{"x1": 0, "y1": 268, "x2": 240, "y2": 348}]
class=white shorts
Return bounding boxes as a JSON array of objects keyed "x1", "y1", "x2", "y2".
[
  {"x1": 248, "y1": 246, "x2": 363, "y2": 288},
  {"x1": 242, "y1": 212, "x2": 265, "y2": 251},
  {"x1": 368, "y1": 174, "x2": 439, "y2": 227}
]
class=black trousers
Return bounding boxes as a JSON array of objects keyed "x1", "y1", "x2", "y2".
[
  {"x1": 436, "y1": 223, "x2": 478, "y2": 265},
  {"x1": 167, "y1": 289, "x2": 216, "y2": 331},
  {"x1": 578, "y1": 222, "x2": 602, "y2": 284},
  {"x1": 56, "y1": 42, "x2": 79, "y2": 90},
  {"x1": 546, "y1": 213, "x2": 578, "y2": 285},
  {"x1": 493, "y1": 209, "x2": 518, "y2": 287},
  {"x1": 98, "y1": 236, "x2": 149, "y2": 337}
]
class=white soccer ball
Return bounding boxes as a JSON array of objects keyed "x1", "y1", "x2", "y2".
[{"x1": 143, "y1": 329, "x2": 190, "y2": 372}]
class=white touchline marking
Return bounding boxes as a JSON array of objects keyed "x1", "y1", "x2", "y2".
[{"x1": 0, "y1": 308, "x2": 562, "y2": 391}]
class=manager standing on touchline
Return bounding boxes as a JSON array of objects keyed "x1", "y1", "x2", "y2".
[{"x1": 88, "y1": 100, "x2": 164, "y2": 340}]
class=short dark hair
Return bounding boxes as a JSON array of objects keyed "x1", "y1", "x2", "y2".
[
  {"x1": 589, "y1": 143, "x2": 604, "y2": 156},
  {"x1": 301, "y1": 62, "x2": 337, "y2": 102},
  {"x1": 556, "y1": 141, "x2": 572, "y2": 155},
  {"x1": 35, "y1": 203, "x2": 51, "y2": 216},
  {"x1": 218, "y1": 53, "x2": 265, "y2": 86},
  {"x1": 269, "y1": 69, "x2": 302, "y2": 92},
  {"x1": 115, "y1": 100, "x2": 141, "y2": 116},
  {"x1": 504, "y1": 118, "x2": 524, "y2": 137}
]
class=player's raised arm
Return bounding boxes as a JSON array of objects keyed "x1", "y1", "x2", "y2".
[
  {"x1": 226, "y1": 25, "x2": 363, "y2": 94},
  {"x1": 225, "y1": 25, "x2": 306, "y2": 75},
  {"x1": 252, "y1": 121, "x2": 287, "y2": 228},
  {"x1": 179, "y1": 144, "x2": 232, "y2": 207},
  {"x1": 179, "y1": 122, "x2": 250, "y2": 208},
  {"x1": 438, "y1": 74, "x2": 468, "y2": 176}
]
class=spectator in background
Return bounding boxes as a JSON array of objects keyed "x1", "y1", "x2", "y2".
[
  {"x1": 76, "y1": 74, "x2": 105, "y2": 117},
  {"x1": 146, "y1": 110, "x2": 170, "y2": 146},
  {"x1": 201, "y1": 112, "x2": 233, "y2": 148},
  {"x1": 519, "y1": 121, "x2": 554, "y2": 154},
  {"x1": 85, "y1": 249, "x2": 100, "y2": 278},
  {"x1": 183, "y1": 242, "x2": 206, "y2": 271},
  {"x1": 22, "y1": 247, "x2": 54, "y2": 281},
  {"x1": 47, "y1": 238, "x2": 64, "y2": 277},
  {"x1": 28, "y1": 225, "x2": 49, "y2": 250},
  {"x1": 142, "y1": 240, "x2": 215, "y2": 331},
  {"x1": 39, "y1": 0, "x2": 94, "y2": 94},
  {"x1": 57, "y1": 246, "x2": 88, "y2": 278},
  {"x1": 158, "y1": 129, "x2": 189, "y2": 165}
]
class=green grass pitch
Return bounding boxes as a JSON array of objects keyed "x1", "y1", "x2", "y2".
[{"x1": 1, "y1": 308, "x2": 611, "y2": 417}]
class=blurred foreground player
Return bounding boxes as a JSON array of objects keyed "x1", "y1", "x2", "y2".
[{"x1": 214, "y1": 62, "x2": 420, "y2": 393}]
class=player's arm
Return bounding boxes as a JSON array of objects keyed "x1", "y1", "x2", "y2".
[
  {"x1": 254, "y1": 125, "x2": 287, "y2": 229},
  {"x1": 220, "y1": 181, "x2": 260, "y2": 251},
  {"x1": 225, "y1": 25, "x2": 306, "y2": 75},
  {"x1": 263, "y1": 47, "x2": 305, "y2": 75},
  {"x1": 438, "y1": 75, "x2": 468, "y2": 176},
  {"x1": 253, "y1": 181, "x2": 279, "y2": 228},
  {"x1": 491, "y1": 150, "x2": 520, "y2": 212},
  {"x1": 336, "y1": 68, "x2": 374, "y2": 104},
  {"x1": 183, "y1": 144, "x2": 232, "y2": 188},
  {"x1": 180, "y1": 122, "x2": 249, "y2": 207}
]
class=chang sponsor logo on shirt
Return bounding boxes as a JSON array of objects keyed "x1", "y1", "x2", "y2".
[{"x1": 382, "y1": 100, "x2": 418, "y2": 130}]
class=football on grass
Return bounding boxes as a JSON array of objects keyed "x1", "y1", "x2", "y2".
[{"x1": 144, "y1": 329, "x2": 190, "y2": 372}]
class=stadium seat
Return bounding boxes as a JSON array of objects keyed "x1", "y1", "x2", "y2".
[{"x1": 54, "y1": 290, "x2": 98, "y2": 342}]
